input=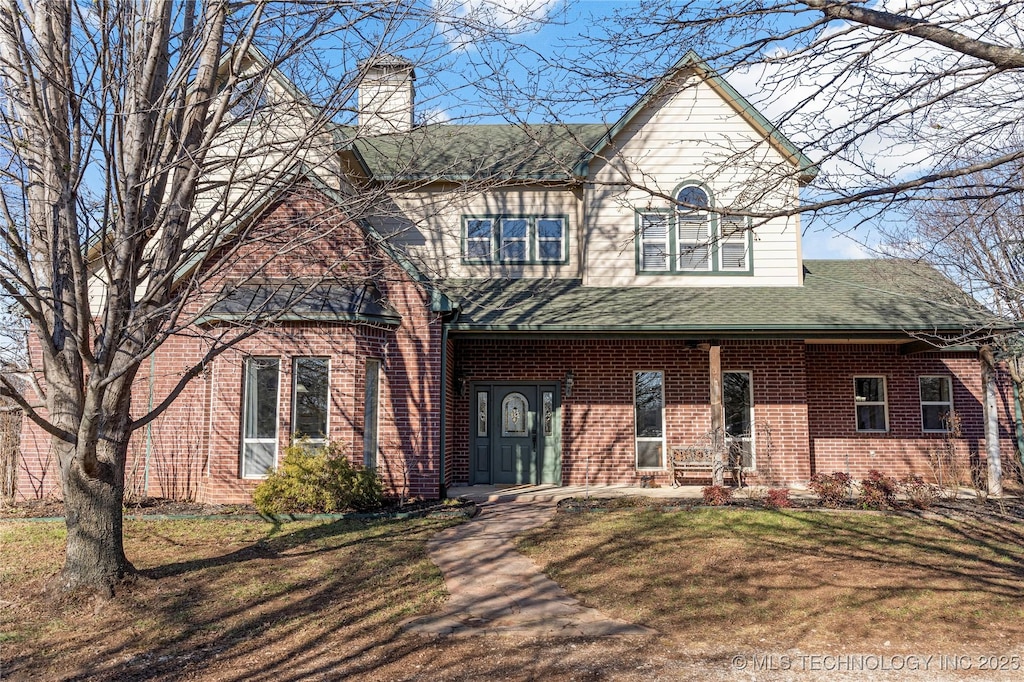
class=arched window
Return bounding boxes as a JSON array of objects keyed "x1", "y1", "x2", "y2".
[{"x1": 676, "y1": 185, "x2": 711, "y2": 271}]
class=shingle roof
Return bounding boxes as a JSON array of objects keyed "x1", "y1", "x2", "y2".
[
  {"x1": 201, "y1": 281, "x2": 400, "y2": 325},
  {"x1": 440, "y1": 260, "x2": 1006, "y2": 338},
  {"x1": 352, "y1": 123, "x2": 609, "y2": 181}
]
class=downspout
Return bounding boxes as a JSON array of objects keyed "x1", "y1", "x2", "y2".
[
  {"x1": 439, "y1": 322, "x2": 448, "y2": 500},
  {"x1": 1015, "y1": 382, "x2": 1024, "y2": 473}
]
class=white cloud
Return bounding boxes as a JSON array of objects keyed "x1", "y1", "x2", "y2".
[{"x1": 431, "y1": 0, "x2": 561, "y2": 51}]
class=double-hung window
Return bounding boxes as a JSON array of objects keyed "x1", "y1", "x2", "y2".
[
  {"x1": 242, "y1": 357, "x2": 280, "y2": 477},
  {"x1": 854, "y1": 376, "x2": 888, "y2": 432},
  {"x1": 919, "y1": 376, "x2": 953, "y2": 432},
  {"x1": 719, "y1": 216, "x2": 750, "y2": 271},
  {"x1": 639, "y1": 213, "x2": 670, "y2": 271},
  {"x1": 634, "y1": 371, "x2": 665, "y2": 469},
  {"x1": 462, "y1": 216, "x2": 567, "y2": 264},
  {"x1": 723, "y1": 371, "x2": 754, "y2": 468},
  {"x1": 676, "y1": 186, "x2": 711, "y2": 271}
]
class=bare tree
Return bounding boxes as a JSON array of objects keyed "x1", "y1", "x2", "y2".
[
  {"x1": 883, "y1": 158, "x2": 1024, "y2": 478},
  {"x1": 0, "y1": 0, "x2": 527, "y2": 594},
  {"x1": 481, "y1": 1, "x2": 1024, "y2": 227}
]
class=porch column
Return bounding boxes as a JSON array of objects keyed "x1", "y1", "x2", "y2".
[
  {"x1": 709, "y1": 342, "x2": 724, "y2": 486},
  {"x1": 981, "y1": 345, "x2": 1003, "y2": 496}
]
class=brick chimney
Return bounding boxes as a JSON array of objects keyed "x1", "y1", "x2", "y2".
[{"x1": 357, "y1": 54, "x2": 415, "y2": 135}]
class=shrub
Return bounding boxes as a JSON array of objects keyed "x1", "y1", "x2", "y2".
[
  {"x1": 701, "y1": 485, "x2": 733, "y2": 506},
  {"x1": 763, "y1": 488, "x2": 792, "y2": 509},
  {"x1": 900, "y1": 474, "x2": 939, "y2": 510},
  {"x1": 808, "y1": 472, "x2": 852, "y2": 508},
  {"x1": 253, "y1": 441, "x2": 383, "y2": 515},
  {"x1": 858, "y1": 469, "x2": 899, "y2": 509}
]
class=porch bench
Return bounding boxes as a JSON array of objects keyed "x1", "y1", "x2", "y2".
[{"x1": 670, "y1": 431, "x2": 735, "y2": 486}]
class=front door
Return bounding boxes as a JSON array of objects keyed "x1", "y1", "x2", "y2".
[
  {"x1": 471, "y1": 383, "x2": 561, "y2": 485},
  {"x1": 494, "y1": 386, "x2": 536, "y2": 484}
]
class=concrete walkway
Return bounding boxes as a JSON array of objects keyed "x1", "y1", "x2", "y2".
[{"x1": 402, "y1": 496, "x2": 656, "y2": 638}]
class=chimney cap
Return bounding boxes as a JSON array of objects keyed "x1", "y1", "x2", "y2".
[{"x1": 359, "y1": 53, "x2": 415, "y2": 77}]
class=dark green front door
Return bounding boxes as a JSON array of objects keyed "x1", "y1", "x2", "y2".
[
  {"x1": 471, "y1": 383, "x2": 561, "y2": 486},
  {"x1": 493, "y1": 386, "x2": 536, "y2": 484}
]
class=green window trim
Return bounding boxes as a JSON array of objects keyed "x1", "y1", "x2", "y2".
[
  {"x1": 635, "y1": 181, "x2": 755, "y2": 276},
  {"x1": 461, "y1": 215, "x2": 569, "y2": 265}
]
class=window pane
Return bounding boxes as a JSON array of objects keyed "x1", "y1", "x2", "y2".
[
  {"x1": 635, "y1": 371, "x2": 663, "y2": 438},
  {"x1": 542, "y1": 391, "x2": 554, "y2": 437},
  {"x1": 857, "y1": 405, "x2": 886, "y2": 431},
  {"x1": 466, "y1": 239, "x2": 491, "y2": 260},
  {"x1": 637, "y1": 440, "x2": 663, "y2": 468},
  {"x1": 245, "y1": 359, "x2": 279, "y2": 439},
  {"x1": 920, "y1": 376, "x2": 950, "y2": 402},
  {"x1": 922, "y1": 405, "x2": 949, "y2": 431},
  {"x1": 242, "y1": 442, "x2": 276, "y2": 478},
  {"x1": 537, "y1": 218, "x2": 564, "y2": 239},
  {"x1": 855, "y1": 378, "x2": 884, "y2": 403},
  {"x1": 723, "y1": 372, "x2": 751, "y2": 438},
  {"x1": 721, "y1": 242, "x2": 747, "y2": 270},
  {"x1": 293, "y1": 358, "x2": 328, "y2": 440},
  {"x1": 676, "y1": 186, "x2": 709, "y2": 209},
  {"x1": 363, "y1": 360, "x2": 380, "y2": 468},
  {"x1": 499, "y1": 241, "x2": 527, "y2": 261},
  {"x1": 467, "y1": 219, "x2": 492, "y2": 238},
  {"x1": 502, "y1": 392, "x2": 529, "y2": 437},
  {"x1": 538, "y1": 241, "x2": 562, "y2": 260},
  {"x1": 678, "y1": 244, "x2": 709, "y2": 270},
  {"x1": 501, "y1": 218, "x2": 528, "y2": 239},
  {"x1": 677, "y1": 218, "x2": 709, "y2": 242},
  {"x1": 477, "y1": 391, "x2": 488, "y2": 437},
  {"x1": 641, "y1": 214, "x2": 668, "y2": 239}
]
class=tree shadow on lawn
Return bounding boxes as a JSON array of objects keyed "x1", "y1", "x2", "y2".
[
  {"x1": 521, "y1": 507, "x2": 1024, "y2": 650},
  {"x1": 4, "y1": 517, "x2": 475, "y2": 682}
]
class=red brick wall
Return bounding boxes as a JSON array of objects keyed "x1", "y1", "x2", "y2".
[
  {"x1": 18, "y1": 187, "x2": 444, "y2": 503},
  {"x1": 449, "y1": 339, "x2": 813, "y2": 486},
  {"x1": 805, "y1": 344, "x2": 1013, "y2": 483},
  {"x1": 448, "y1": 339, "x2": 1013, "y2": 487}
]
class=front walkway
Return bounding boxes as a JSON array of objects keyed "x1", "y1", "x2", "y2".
[
  {"x1": 445, "y1": 483, "x2": 712, "y2": 504},
  {"x1": 402, "y1": 497, "x2": 656, "y2": 638}
]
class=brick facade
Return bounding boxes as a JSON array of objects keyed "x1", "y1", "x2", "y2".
[
  {"x1": 18, "y1": 188, "x2": 444, "y2": 503},
  {"x1": 447, "y1": 338, "x2": 1012, "y2": 488}
]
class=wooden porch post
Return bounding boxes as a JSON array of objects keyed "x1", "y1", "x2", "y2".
[
  {"x1": 981, "y1": 345, "x2": 1003, "y2": 496},
  {"x1": 709, "y1": 342, "x2": 724, "y2": 486}
]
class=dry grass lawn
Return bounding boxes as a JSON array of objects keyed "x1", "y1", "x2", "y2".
[
  {"x1": 2, "y1": 505, "x2": 1023, "y2": 681},
  {"x1": 517, "y1": 507, "x2": 1024, "y2": 652}
]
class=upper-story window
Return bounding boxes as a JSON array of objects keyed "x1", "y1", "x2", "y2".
[
  {"x1": 636, "y1": 183, "x2": 752, "y2": 275},
  {"x1": 463, "y1": 216, "x2": 568, "y2": 264}
]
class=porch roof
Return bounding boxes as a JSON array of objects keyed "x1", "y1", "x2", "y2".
[{"x1": 441, "y1": 259, "x2": 1008, "y2": 339}]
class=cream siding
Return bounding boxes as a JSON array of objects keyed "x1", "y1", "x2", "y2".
[
  {"x1": 583, "y1": 72, "x2": 803, "y2": 287},
  {"x1": 374, "y1": 187, "x2": 583, "y2": 279}
]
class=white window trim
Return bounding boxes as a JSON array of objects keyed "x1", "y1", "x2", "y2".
[
  {"x1": 723, "y1": 369, "x2": 755, "y2": 470},
  {"x1": 639, "y1": 212, "x2": 670, "y2": 271},
  {"x1": 634, "y1": 370, "x2": 666, "y2": 470},
  {"x1": 241, "y1": 357, "x2": 281, "y2": 479},
  {"x1": 291, "y1": 357, "x2": 330, "y2": 445},
  {"x1": 363, "y1": 359, "x2": 382, "y2": 468},
  {"x1": 536, "y1": 216, "x2": 567, "y2": 263},
  {"x1": 919, "y1": 375, "x2": 954, "y2": 433},
  {"x1": 854, "y1": 376, "x2": 889, "y2": 433}
]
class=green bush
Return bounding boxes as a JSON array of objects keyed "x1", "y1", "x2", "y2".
[{"x1": 253, "y1": 441, "x2": 384, "y2": 514}]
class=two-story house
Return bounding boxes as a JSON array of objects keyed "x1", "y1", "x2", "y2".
[{"x1": 18, "y1": 52, "x2": 1012, "y2": 503}]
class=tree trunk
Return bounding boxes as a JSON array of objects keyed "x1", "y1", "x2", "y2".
[
  {"x1": 980, "y1": 346, "x2": 1003, "y2": 496},
  {"x1": 50, "y1": 413, "x2": 136, "y2": 595}
]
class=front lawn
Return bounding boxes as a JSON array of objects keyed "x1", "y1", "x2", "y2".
[
  {"x1": 517, "y1": 506, "x2": 1024, "y2": 652},
  {"x1": 1, "y1": 516, "x2": 458, "y2": 681}
]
